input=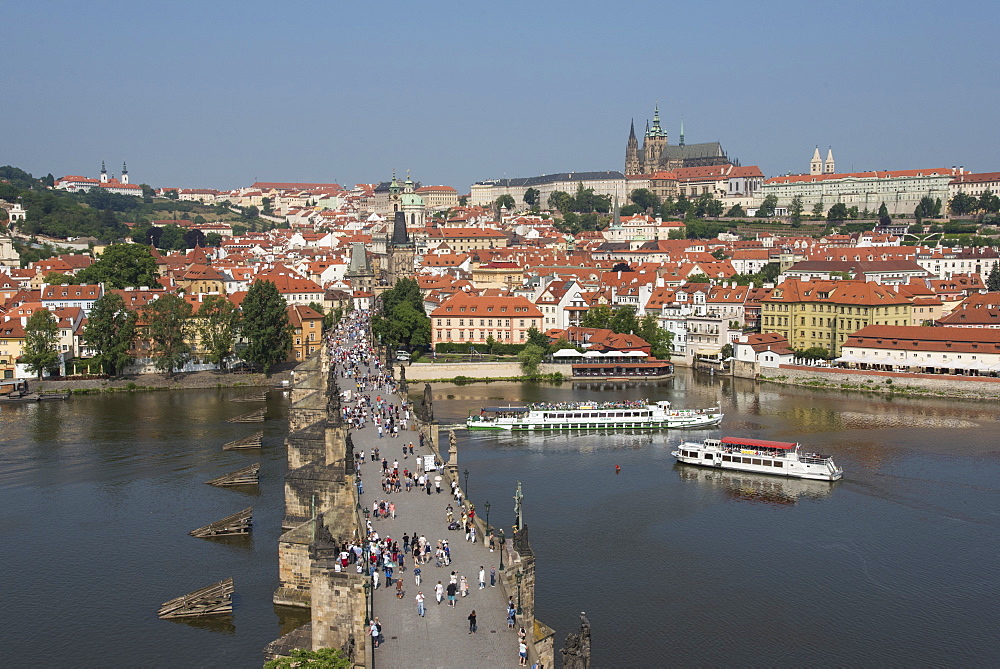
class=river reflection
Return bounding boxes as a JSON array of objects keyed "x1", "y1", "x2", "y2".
[{"x1": 673, "y1": 464, "x2": 837, "y2": 505}]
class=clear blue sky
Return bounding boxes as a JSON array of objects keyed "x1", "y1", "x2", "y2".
[{"x1": 4, "y1": 0, "x2": 998, "y2": 192}]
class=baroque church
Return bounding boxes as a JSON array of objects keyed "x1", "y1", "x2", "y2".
[
  {"x1": 369, "y1": 172, "x2": 419, "y2": 287},
  {"x1": 624, "y1": 105, "x2": 732, "y2": 175}
]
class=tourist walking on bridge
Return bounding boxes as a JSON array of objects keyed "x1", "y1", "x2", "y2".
[
  {"x1": 468, "y1": 609, "x2": 477, "y2": 634},
  {"x1": 415, "y1": 591, "x2": 425, "y2": 617}
]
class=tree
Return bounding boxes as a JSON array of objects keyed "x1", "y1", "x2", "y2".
[
  {"x1": 915, "y1": 196, "x2": 938, "y2": 223},
  {"x1": 495, "y1": 194, "x2": 516, "y2": 212},
  {"x1": 685, "y1": 273, "x2": 711, "y2": 284},
  {"x1": 827, "y1": 202, "x2": 849, "y2": 221},
  {"x1": 183, "y1": 228, "x2": 206, "y2": 249},
  {"x1": 673, "y1": 195, "x2": 691, "y2": 218},
  {"x1": 164, "y1": 189, "x2": 179, "y2": 200},
  {"x1": 77, "y1": 243, "x2": 159, "y2": 288},
  {"x1": 42, "y1": 173, "x2": 55, "y2": 188},
  {"x1": 458, "y1": 195, "x2": 469, "y2": 206},
  {"x1": 517, "y1": 343, "x2": 545, "y2": 377},
  {"x1": 144, "y1": 293, "x2": 192, "y2": 376},
  {"x1": 609, "y1": 307, "x2": 638, "y2": 335},
  {"x1": 523, "y1": 188, "x2": 540, "y2": 208},
  {"x1": 205, "y1": 232, "x2": 223, "y2": 247},
  {"x1": 22, "y1": 308, "x2": 60, "y2": 379},
  {"x1": 198, "y1": 295, "x2": 240, "y2": 371},
  {"x1": 140, "y1": 184, "x2": 155, "y2": 201},
  {"x1": 84, "y1": 292, "x2": 137, "y2": 376},
  {"x1": 637, "y1": 313, "x2": 673, "y2": 359},
  {"x1": 43, "y1": 272, "x2": 79, "y2": 285},
  {"x1": 789, "y1": 196, "x2": 804, "y2": 227},
  {"x1": 949, "y1": 192, "x2": 976, "y2": 217},
  {"x1": 705, "y1": 197, "x2": 724, "y2": 218},
  {"x1": 812, "y1": 201, "x2": 825, "y2": 218},
  {"x1": 725, "y1": 204, "x2": 745, "y2": 218},
  {"x1": 581, "y1": 304, "x2": 612, "y2": 329},
  {"x1": 526, "y1": 326, "x2": 549, "y2": 348},
  {"x1": 261, "y1": 197, "x2": 273, "y2": 215},
  {"x1": 987, "y1": 263, "x2": 1000, "y2": 292},
  {"x1": 629, "y1": 188, "x2": 659, "y2": 212},
  {"x1": 755, "y1": 194, "x2": 778, "y2": 218},
  {"x1": 547, "y1": 190, "x2": 572, "y2": 213},
  {"x1": 611, "y1": 262, "x2": 631, "y2": 272},
  {"x1": 241, "y1": 280, "x2": 292, "y2": 374},
  {"x1": 264, "y1": 647, "x2": 351, "y2": 669},
  {"x1": 710, "y1": 249, "x2": 727, "y2": 261}
]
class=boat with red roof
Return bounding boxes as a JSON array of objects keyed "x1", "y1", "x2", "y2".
[{"x1": 672, "y1": 436, "x2": 843, "y2": 481}]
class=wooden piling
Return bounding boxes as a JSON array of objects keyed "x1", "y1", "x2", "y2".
[
  {"x1": 158, "y1": 578, "x2": 234, "y2": 619},
  {"x1": 189, "y1": 508, "x2": 253, "y2": 538},
  {"x1": 231, "y1": 391, "x2": 267, "y2": 402},
  {"x1": 204, "y1": 464, "x2": 260, "y2": 486},
  {"x1": 228, "y1": 408, "x2": 266, "y2": 423},
  {"x1": 222, "y1": 430, "x2": 263, "y2": 450}
]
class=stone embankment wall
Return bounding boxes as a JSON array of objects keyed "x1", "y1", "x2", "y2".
[
  {"x1": 754, "y1": 364, "x2": 1000, "y2": 401},
  {"x1": 403, "y1": 361, "x2": 524, "y2": 380}
]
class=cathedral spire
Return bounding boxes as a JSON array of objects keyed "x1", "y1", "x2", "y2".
[
  {"x1": 629, "y1": 119, "x2": 636, "y2": 141},
  {"x1": 679, "y1": 119, "x2": 685, "y2": 147}
]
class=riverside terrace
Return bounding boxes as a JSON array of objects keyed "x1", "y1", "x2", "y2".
[{"x1": 265, "y1": 321, "x2": 561, "y2": 668}]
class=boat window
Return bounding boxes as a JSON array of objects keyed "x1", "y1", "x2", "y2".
[
  {"x1": 722, "y1": 455, "x2": 731, "y2": 462},
  {"x1": 704, "y1": 453, "x2": 713, "y2": 460},
  {"x1": 774, "y1": 461, "x2": 783, "y2": 467},
  {"x1": 752, "y1": 459, "x2": 761, "y2": 465},
  {"x1": 742, "y1": 457, "x2": 752, "y2": 464}
]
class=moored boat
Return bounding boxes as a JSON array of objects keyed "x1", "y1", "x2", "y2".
[
  {"x1": 671, "y1": 436, "x2": 843, "y2": 481},
  {"x1": 466, "y1": 400, "x2": 723, "y2": 431}
]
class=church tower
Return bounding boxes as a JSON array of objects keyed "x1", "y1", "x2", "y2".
[
  {"x1": 121, "y1": 161, "x2": 129, "y2": 185},
  {"x1": 100, "y1": 161, "x2": 109, "y2": 184},
  {"x1": 641, "y1": 104, "x2": 668, "y2": 173},
  {"x1": 679, "y1": 119, "x2": 685, "y2": 147},
  {"x1": 388, "y1": 171, "x2": 402, "y2": 213},
  {"x1": 624, "y1": 119, "x2": 642, "y2": 176},
  {"x1": 824, "y1": 147, "x2": 835, "y2": 174},
  {"x1": 810, "y1": 147, "x2": 822, "y2": 175},
  {"x1": 401, "y1": 172, "x2": 426, "y2": 229}
]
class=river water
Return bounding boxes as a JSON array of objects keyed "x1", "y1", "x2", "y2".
[{"x1": 1, "y1": 374, "x2": 998, "y2": 666}]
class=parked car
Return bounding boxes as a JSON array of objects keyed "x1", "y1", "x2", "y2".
[{"x1": 395, "y1": 350, "x2": 411, "y2": 362}]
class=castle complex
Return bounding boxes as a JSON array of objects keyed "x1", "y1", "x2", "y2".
[{"x1": 625, "y1": 105, "x2": 731, "y2": 175}]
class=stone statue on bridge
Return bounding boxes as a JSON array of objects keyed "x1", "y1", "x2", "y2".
[
  {"x1": 513, "y1": 481, "x2": 524, "y2": 530},
  {"x1": 560, "y1": 611, "x2": 592, "y2": 669}
]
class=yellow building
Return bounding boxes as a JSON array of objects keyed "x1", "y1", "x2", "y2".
[
  {"x1": 470, "y1": 261, "x2": 523, "y2": 290},
  {"x1": 287, "y1": 304, "x2": 324, "y2": 362},
  {"x1": 760, "y1": 279, "x2": 912, "y2": 356},
  {"x1": 0, "y1": 320, "x2": 26, "y2": 379}
]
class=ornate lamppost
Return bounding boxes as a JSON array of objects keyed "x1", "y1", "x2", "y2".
[
  {"x1": 483, "y1": 500, "x2": 491, "y2": 538},
  {"x1": 463, "y1": 468, "x2": 469, "y2": 499},
  {"x1": 498, "y1": 528, "x2": 505, "y2": 571}
]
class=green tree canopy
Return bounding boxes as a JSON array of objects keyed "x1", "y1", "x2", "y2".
[
  {"x1": 789, "y1": 195, "x2": 804, "y2": 227},
  {"x1": 22, "y1": 308, "x2": 60, "y2": 379},
  {"x1": 725, "y1": 204, "x2": 745, "y2": 218},
  {"x1": 77, "y1": 243, "x2": 159, "y2": 288},
  {"x1": 827, "y1": 202, "x2": 849, "y2": 221},
  {"x1": 525, "y1": 326, "x2": 549, "y2": 348},
  {"x1": 755, "y1": 194, "x2": 778, "y2": 218},
  {"x1": 517, "y1": 343, "x2": 545, "y2": 377},
  {"x1": 84, "y1": 292, "x2": 138, "y2": 376},
  {"x1": 523, "y1": 187, "x2": 540, "y2": 208},
  {"x1": 264, "y1": 647, "x2": 351, "y2": 669},
  {"x1": 372, "y1": 278, "x2": 431, "y2": 351},
  {"x1": 987, "y1": 263, "x2": 1000, "y2": 292},
  {"x1": 495, "y1": 194, "x2": 516, "y2": 212},
  {"x1": 198, "y1": 295, "x2": 240, "y2": 371},
  {"x1": 241, "y1": 280, "x2": 292, "y2": 374},
  {"x1": 629, "y1": 188, "x2": 659, "y2": 212},
  {"x1": 581, "y1": 304, "x2": 612, "y2": 329},
  {"x1": 144, "y1": 293, "x2": 192, "y2": 376}
]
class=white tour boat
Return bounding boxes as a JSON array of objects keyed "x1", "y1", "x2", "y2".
[
  {"x1": 672, "y1": 436, "x2": 843, "y2": 481},
  {"x1": 466, "y1": 400, "x2": 723, "y2": 431}
]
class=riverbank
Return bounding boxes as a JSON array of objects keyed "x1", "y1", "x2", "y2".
[
  {"x1": 32, "y1": 368, "x2": 292, "y2": 394},
  {"x1": 756, "y1": 364, "x2": 1000, "y2": 401}
]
